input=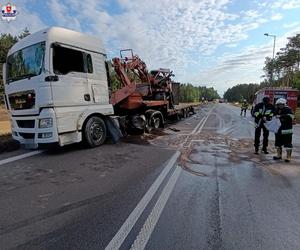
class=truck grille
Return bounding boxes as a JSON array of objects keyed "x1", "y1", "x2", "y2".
[
  {"x1": 16, "y1": 120, "x2": 35, "y2": 128},
  {"x1": 19, "y1": 133, "x2": 35, "y2": 139},
  {"x1": 8, "y1": 90, "x2": 35, "y2": 110}
]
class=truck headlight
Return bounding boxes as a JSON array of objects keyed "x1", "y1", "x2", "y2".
[{"x1": 39, "y1": 118, "x2": 53, "y2": 128}]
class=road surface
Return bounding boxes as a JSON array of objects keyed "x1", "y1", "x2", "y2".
[{"x1": 1, "y1": 103, "x2": 300, "y2": 249}]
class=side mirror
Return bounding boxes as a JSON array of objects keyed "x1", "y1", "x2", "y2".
[{"x1": 2, "y1": 63, "x2": 6, "y2": 84}]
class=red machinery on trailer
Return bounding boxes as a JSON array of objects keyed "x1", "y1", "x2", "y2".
[{"x1": 109, "y1": 49, "x2": 194, "y2": 131}]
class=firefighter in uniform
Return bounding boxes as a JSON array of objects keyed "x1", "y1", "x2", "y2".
[
  {"x1": 273, "y1": 98, "x2": 294, "y2": 163},
  {"x1": 240, "y1": 99, "x2": 248, "y2": 117},
  {"x1": 253, "y1": 96, "x2": 275, "y2": 154}
]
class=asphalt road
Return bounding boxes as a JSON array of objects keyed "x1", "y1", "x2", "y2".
[{"x1": 1, "y1": 103, "x2": 300, "y2": 250}]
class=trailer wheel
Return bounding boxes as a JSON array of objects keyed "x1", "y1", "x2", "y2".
[
  {"x1": 83, "y1": 116, "x2": 107, "y2": 147},
  {"x1": 145, "y1": 111, "x2": 163, "y2": 133}
]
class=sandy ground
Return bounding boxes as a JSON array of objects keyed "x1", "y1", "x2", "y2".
[
  {"x1": 0, "y1": 107, "x2": 10, "y2": 135},
  {"x1": 0, "y1": 107, "x2": 15, "y2": 152},
  {"x1": 0, "y1": 121, "x2": 11, "y2": 135}
]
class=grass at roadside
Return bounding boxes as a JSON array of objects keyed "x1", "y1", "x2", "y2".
[{"x1": 0, "y1": 107, "x2": 19, "y2": 152}]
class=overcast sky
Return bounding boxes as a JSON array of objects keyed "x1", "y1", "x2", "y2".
[{"x1": 1, "y1": 0, "x2": 300, "y2": 96}]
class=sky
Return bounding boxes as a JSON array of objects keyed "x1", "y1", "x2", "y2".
[{"x1": 1, "y1": 0, "x2": 300, "y2": 96}]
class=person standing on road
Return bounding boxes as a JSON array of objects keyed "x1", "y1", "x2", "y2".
[
  {"x1": 240, "y1": 99, "x2": 248, "y2": 117},
  {"x1": 253, "y1": 96, "x2": 275, "y2": 154},
  {"x1": 273, "y1": 98, "x2": 294, "y2": 163}
]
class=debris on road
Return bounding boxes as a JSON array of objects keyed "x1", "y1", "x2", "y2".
[{"x1": 168, "y1": 127, "x2": 181, "y2": 132}]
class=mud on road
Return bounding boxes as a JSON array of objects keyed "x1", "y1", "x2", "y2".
[{"x1": 149, "y1": 104, "x2": 300, "y2": 180}]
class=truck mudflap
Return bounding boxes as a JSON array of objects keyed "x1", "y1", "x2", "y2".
[{"x1": 105, "y1": 117, "x2": 123, "y2": 143}]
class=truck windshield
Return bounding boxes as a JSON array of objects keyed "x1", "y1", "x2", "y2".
[{"x1": 6, "y1": 42, "x2": 45, "y2": 84}]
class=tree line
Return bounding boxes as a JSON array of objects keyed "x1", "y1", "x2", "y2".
[
  {"x1": 179, "y1": 83, "x2": 220, "y2": 102},
  {"x1": 224, "y1": 33, "x2": 300, "y2": 103},
  {"x1": 223, "y1": 83, "x2": 260, "y2": 102}
]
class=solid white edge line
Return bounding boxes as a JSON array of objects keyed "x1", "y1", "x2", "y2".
[
  {"x1": 105, "y1": 151, "x2": 180, "y2": 250},
  {"x1": 0, "y1": 150, "x2": 44, "y2": 166},
  {"x1": 130, "y1": 166, "x2": 182, "y2": 250}
]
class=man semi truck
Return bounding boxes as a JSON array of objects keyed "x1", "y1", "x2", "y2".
[{"x1": 3, "y1": 27, "x2": 194, "y2": 148}]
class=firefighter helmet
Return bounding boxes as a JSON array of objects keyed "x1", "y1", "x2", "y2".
[{"x1": 275, "y1": 98, "x2": 287, "y2": 105}]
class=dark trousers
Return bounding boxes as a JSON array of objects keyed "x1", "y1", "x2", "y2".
[
  {"x1": 275, "y1": 133, "x2": 293, "y2": 148},
  {"x1": 254, "y1": 123, "x2": 269, "y2": 150}
]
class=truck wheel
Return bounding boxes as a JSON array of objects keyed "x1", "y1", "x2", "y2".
[
  {"x1": 146, "y1": 113, "x2": 162, "y2": 133},
  {"x1": 153, "y1": 116, "x2": 161, "y2": 129},
  {"x1": 184, "y1": 109, "x2": 188, "y2": 118},
  {"x1": 83, "y1": 116, "x2": 107, "y2": 147}
]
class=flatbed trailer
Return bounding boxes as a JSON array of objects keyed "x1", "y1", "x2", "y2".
[{"x1": 169, "y1": 103, "x2": 196, "y2": 117}]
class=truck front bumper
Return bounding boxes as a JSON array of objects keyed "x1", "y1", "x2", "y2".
[{"x1": 11, "y1": 108, "x2": 59, "y2": 148}]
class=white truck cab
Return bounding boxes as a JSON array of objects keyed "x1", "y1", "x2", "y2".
[{"x1": 4, "y1": 27, "x2": 114, "y2": 148}]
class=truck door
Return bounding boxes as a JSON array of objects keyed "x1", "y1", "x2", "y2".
[
  {"x1": 49, "y1": 44, "x2": 91, "y2": 133},
  {"x1": 86, "y1": 53, "x2": 110, "y2": 105},
  {"x1": 50, "y1": 44, "x2": 90, "y2": 107}
]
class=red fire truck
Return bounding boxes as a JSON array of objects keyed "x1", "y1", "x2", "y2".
[{"x1": 252, "y1": 87, "x2": 299, "y2": 113}]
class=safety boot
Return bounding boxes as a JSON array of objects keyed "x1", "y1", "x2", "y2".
[
  {"x1": 262, "y1": 148, "x2": 269, "y2": 154},
  {"x1": 285, "y1": 149, "x2": 292, "y2": 163},
  {"x1": 273, "y1": 147, "x2": 282, "y2": 160}
]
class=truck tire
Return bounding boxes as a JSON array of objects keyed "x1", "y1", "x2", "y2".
[
  {"x1": 145, "y1": 111, "x2": 163, "y2": 133},
  {"x1": 83, "y1": 116, "x2": 107, "y2": 147},
  {"x1": 183, "y1": 109, "x2": 188, "y2": 118}
]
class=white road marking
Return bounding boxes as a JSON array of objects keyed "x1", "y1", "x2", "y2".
[
  {"x1": 105, "y1": 151, "x2": 180, "y2": 250},
  {"x1": 181, "y1": 105, "x2": 215, "y2": 147},
  {"x1": 130, "y1": 166, "x2": 182, "y2": 250},
  {"x1": 129, "y1": 107, "x2": 212, "y2": 249},
  {"x1": 191, "y1": 116, "x2": 207, "y2": 135},
  {"x1": 196, "y1": 109, "x2": 213, "y2": 134},
  {"x1": 106, "y1": 106, "x2": 213, "y2": 249},
  {"x1": 192, "y1": 106, "x2": 215, "y2": 134},
  {"x1": 0, "y1": 150, "x2": 44, "y2": 166}
]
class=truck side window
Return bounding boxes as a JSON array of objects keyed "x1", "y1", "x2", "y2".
[
  {"x1": 86, "y1": 54, "x2": 93, "y2": 74},
  {"x1": 53, "y1": 45, "x2": 85, "y2": 75}
]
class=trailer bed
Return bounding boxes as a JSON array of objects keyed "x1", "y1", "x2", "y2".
[{"x1": 168, "y1": 103, "x2": 198, "y2": 116}]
